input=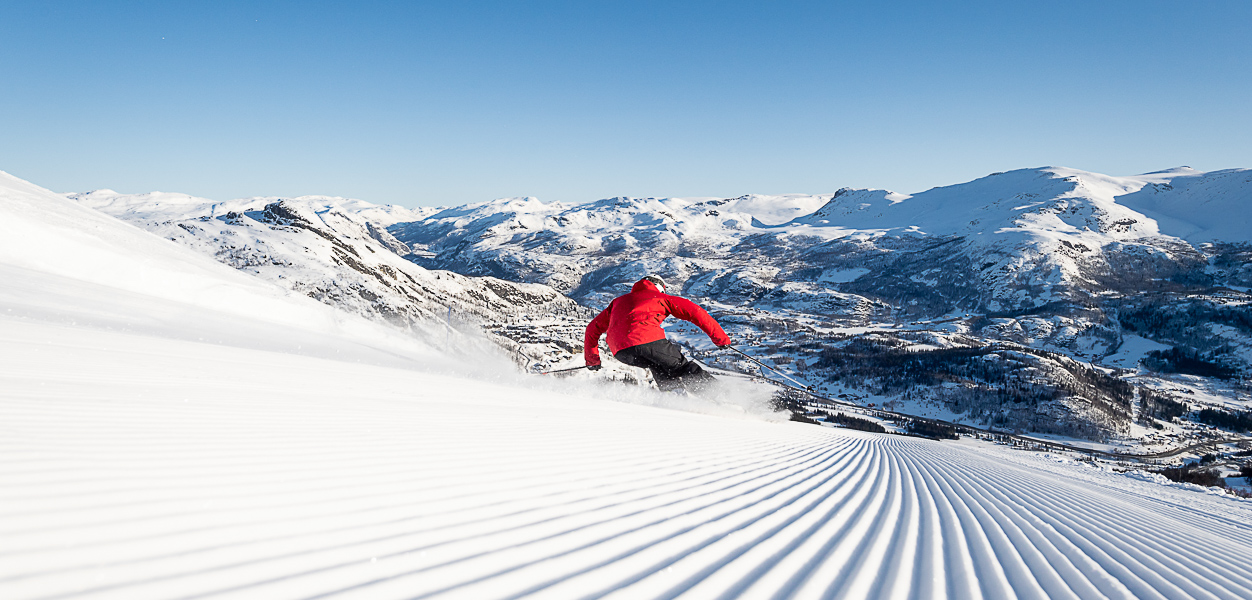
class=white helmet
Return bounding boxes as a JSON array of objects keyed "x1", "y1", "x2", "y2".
[{"x1": 644, "y1": 274, "x2": 667, "y2": 294}]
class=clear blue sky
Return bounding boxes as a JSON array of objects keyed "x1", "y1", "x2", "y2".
[{"x1": 2, "y1": 1, "x2": 1249, "y2": 207}]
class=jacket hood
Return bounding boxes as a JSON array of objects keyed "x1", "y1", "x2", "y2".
[{"x1": 631, "y1": 279, "x2": 662, "y2": 294}]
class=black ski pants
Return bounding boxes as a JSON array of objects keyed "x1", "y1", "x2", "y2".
[{"x1": 614, "y1": 339, "x2": 713, "y2": 391}]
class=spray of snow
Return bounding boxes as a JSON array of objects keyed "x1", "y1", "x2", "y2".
[{"x1": 519, "y1": 370, "x2": 788, "y2": 422}]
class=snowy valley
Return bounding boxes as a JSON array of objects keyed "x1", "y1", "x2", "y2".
[{"x1": 4, "y1": 167, "x2": 1252, "y2": 598}]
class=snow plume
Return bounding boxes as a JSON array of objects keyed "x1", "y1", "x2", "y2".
[
  {"x1": 497, "y1": 362, "x2": 790, "y2": 423},
  {"x1": 411, "y1": 308, "x2": 789, "y2": 420},
  {"x1": 691, "y1": 373, "x2": 792, "y2": 422}
]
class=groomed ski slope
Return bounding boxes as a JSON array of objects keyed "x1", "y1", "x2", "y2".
[
  {"x1": 4, "y1": 172, "x2": 1252, "y2": 599},
  {"x1": 5, "y1": 316, "x2": 1252, "y2": 600}
]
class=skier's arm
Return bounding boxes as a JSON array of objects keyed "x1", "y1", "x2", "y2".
[
  {"x1": 666, "y1": 297, "x2": 731, "y2": 347},
  {"x1": 583, "y1": 302, "x2": 613, "y2": 367}
]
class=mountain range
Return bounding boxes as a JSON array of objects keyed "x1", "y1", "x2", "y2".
[{"x1": 58, "y1": 166, "x2": 1252, "y2": 443}]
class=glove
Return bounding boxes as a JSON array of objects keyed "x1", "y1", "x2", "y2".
[
  {"x1": 587, "y1": 364, "x2": 602, "y2": 371},
  {"x1": 716, "y1": 339, "x2": 732, "y2": 347}
]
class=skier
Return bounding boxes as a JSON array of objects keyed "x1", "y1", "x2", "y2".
[{"x1": 584, "y1": 275, "x2": 731, "y2": 391}]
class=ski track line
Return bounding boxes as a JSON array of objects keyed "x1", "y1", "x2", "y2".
[
  {"x1": 6, "y1": 395, "x2": 1252, "y2": 599},
  {"x1": 931, "y1": 448, "x2": 1233, "y2": 599},
  {"x1": 930, "y1": 452, "x2": 1153, "y2": 599},
  {"x1": 11, "y1": 439, "x2": 833, "y2": 598},
  {"x1": 7, "y1": 390, "x2": 841, "y2": 596},
  {"x1": 2, "y1": 430, "x2": 794, "y2": 539},
  {"x1": 974, "y1": 464, "x2": 1252, "y2": 594},
  {"x1": 544, "y1": 437, "x2": 875, "y2": 600},
  {"x1": 965, "y1": 455, "x2": 1252, "y2": 591},
  {"x1": 655, "y1": 439, "x2": 879, "y2": 600},
  {"x1": 778, "y1": 440, "x2": 898, "y2": 598},
  {"x1": 498, "y1": 439, "x2": 874, "y2": 600},
  {"x1": 221, "y1": 440, "x2": 860, "y2": 600},
  {"x1": 2, "y1": 441, "x2": 812, "y2": 580},
  {"x1": 948, "y1": 444, "x2": 1252, "y2": 547}
]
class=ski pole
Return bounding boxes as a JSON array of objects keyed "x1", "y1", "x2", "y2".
[
  {"x1": 536, "y1": 365, "x2": 590, "y2": 375},
  {"x1": 727, "y1": 346, "x2": 816, "y2": 391}
]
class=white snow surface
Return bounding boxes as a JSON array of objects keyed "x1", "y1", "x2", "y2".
[
  {"x1": 394, "y1": 167, "x2": 1252, "y2": 249},
  {"x1": 5, "y1": 170, "x2": 1252, "y2": 598},
  {"x1": 71, "y1": 188, "x2": 443, "y2": 227},
  {"x1": 1116, "y1": 168, "x2": 1252, "y2": 243},
  {"x1": 6, "y1": 316, "x2": 1252, "y2": 599},
  {"x1": 1100, "y1": 335, "x2": 1172, "y2": 371},
  {"x1": 428, "y1": 166, "x2": 1251, "y2": 266},
  {"x1": 784, "y1": 166, "x2": 1252, "y2": 244}
]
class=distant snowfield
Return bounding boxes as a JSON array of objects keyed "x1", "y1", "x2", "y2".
[
  {"x1": 5, "y1": 171, "x2": 1252, "y2": 599},
  {"x1": 1100, "y1": 335, "x2": 1172, "y2": 371}
]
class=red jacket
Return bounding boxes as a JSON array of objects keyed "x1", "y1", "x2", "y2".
[{"x1": 584, "y1": 278, "x2": 731, "y2": 366}]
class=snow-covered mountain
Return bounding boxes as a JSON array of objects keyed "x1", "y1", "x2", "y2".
[
  {"x1": 5, "y1": 167, "x2": 1252, "y2": 600},
  {"x1": 0, "y1": 171, "x2": 471, "y2": 367},
  {"x1": 67, "y1": 188, "x2": 589, "y2": 366},
  {"x1": 385, "y1": 166, "x2": 1252, "y2": 440},
  {"x1": 393, "y1": 166, "x2": 1248, "y2": 315}
]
